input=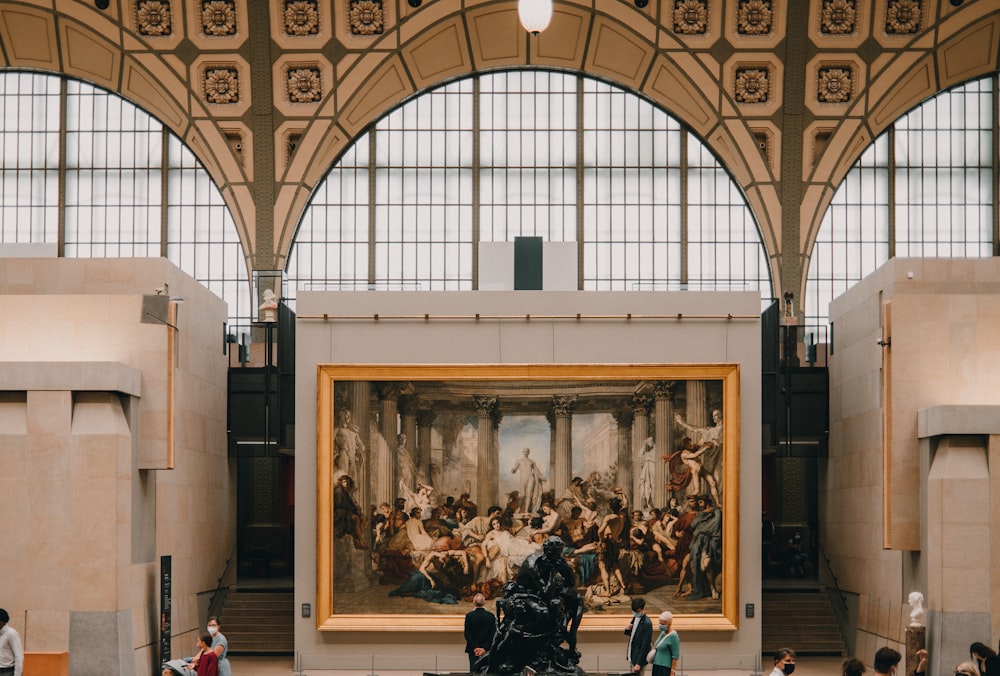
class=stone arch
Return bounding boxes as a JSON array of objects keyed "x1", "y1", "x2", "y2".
[
  {"x1": 275, "y1": 1, "x2": 773, "y2": 278},
  {"x1": 795, "y1": 9, "x2": 1000, "y2": 296}
]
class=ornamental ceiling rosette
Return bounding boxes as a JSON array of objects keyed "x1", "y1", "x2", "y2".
[
  {"x1": 885, "y1": 0, "x2": 921, "y2": 35},
  {"x1": 204, "y1": 67, "x2": 240, "y2": 104},
  {"x1": 735, "y1": 66, "x2": 770, "y2": 104},
  {"x1": 820, "y1": 0, "x2": 856, "y2": 35},
  {"x1": 737, "y1": 0, "x2": 772, "y2": 36},
  {"x1": 201, "y1": 0, "x2": 237, "y2": 36},
  {"x1": 817, "y1": 66, "x2": 853, "y2": 103},
  {"x1": 137, "y1": 0, "x2": 172, "y2": 36},
  {"x1": 349, "y1": 0, "x2": 385, "y2": 36},
  {"x1": 673, "y1": 0, "x2": 709, "y2": 35},
  {"x1": 285, "y1": 0, "x2": 320, "y2": 35}
]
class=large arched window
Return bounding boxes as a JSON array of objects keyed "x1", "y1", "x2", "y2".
[
  {"x1": 806, "y1": 75, "x2": 998, "y2": 330},
  {"x1": 0, "y1": 72, "x2": 252, "y2": 331},
  {"x1": 286, "y1": 71, "x2": 771, "y2": 300}
]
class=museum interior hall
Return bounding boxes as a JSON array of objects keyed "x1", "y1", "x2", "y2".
[{"x1": 2, "y1": 0, "x2": 1000, "y2": 675}]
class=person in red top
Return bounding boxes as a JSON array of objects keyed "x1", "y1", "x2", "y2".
[{"x1": 194, "y1": 634, "x2": 219, "y2": 676}]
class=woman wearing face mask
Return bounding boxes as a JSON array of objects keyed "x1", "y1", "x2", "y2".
[
  {"x1": 769, "y1": 648, "x2": 796, "y2": 676},
  {"x1": 206, "y1": 617, "x2": 231, "y2": 676},
  {"x1": 649, "y1": 611, "x2": 680, "y2": 676}
]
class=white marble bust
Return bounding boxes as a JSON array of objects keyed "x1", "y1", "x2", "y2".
[{"x1": 908, "y1": 591, "x2": 925, "y2": 627}]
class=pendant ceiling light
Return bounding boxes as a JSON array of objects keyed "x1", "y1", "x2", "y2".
[{"x1": 518, "y1": 0, "x2": 553, "y2": 34}]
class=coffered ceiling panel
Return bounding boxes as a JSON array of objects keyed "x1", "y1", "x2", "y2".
[
  {"x1": 0, "y1": 8, "x2": 57, "y2": 69},
  {"x1": 466, "y1": 6, "x2": 525, "y2": 67},
  {"x1": 402, "y1": 18, "x2": 471, "y2": 89}
]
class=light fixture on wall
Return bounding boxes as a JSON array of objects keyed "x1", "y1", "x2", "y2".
[{"x1": 518, "y1": 0, "x2": 553, "y2": 34}]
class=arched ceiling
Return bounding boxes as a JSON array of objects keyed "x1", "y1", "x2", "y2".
[{"x1": 0, "y1": 0, "x2": 998, "y2": 302}]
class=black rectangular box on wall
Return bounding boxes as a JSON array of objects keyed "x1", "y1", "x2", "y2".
[{"x1": 514, "y1": 236, "x2": 543, "y2": 290}]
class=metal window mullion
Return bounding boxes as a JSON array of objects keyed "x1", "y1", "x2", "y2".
[
  {"x1": 160, "y1": 128, "x2": 169, "y2": 257},
  {"x1": 576, "y1": 76, "x2": 584, "y2": 290},
  {"x1": 993, "y1": 74, "x2": 999, "y2": 257},
  {"x1": 57, "y1": 78, "x2": 67, "y2": 256},
  {"x1": 473, "y1": 76, "x2": 481, "y2": 289},
  {"x1": 680, "y1": 128, "x2": 689, "y2": 285},
  {"x1": 887, "y1": 126, "x2": 896, "y2": 258},
  {"x1": 368, "y1": 128, "x2": 377, "y2": 285}
]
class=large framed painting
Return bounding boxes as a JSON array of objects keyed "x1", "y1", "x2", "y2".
[{"x1": 316, "y1": 364, "x2": 740, "y2": 631}]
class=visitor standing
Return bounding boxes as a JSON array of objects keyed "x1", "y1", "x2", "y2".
[
  {"x1": 0, "y1": 609, "x2": 23, "y2": 676},
  {"x1": 769, "y1": 648, "x2": 796, "y2": 676},
  {"x1": 650, "y1": 611, "x2": 680, "y2": 676},
  {"x1": 464, "y1": 593, "x2": 496, "y2": 671},
  {"x1": 625, "y1": 598, "x2": 653, "y2": 673}
]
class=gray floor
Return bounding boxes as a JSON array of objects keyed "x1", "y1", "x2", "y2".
[{"x1": 229, "y1": 655, "x2": 847, "y2": 676}]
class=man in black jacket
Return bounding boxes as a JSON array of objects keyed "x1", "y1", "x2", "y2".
[
  {"x1": 626, "y1": 597, "x2": 653, "y2": 673},
  {"x1": 464, "y1": 593, "x2": 496, "y2": 672}
]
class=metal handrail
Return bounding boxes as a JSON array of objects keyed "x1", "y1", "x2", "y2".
[
  {"x1": 208, "y1": 546, "x2": 235, "y2": 620},
  {"x1": 818, "y1": 544, "x2": 848, "y2": 611}
]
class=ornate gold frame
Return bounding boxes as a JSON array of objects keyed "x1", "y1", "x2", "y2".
[{"x1": 316, "y1": 363, "x2": 740, "y2": 631}]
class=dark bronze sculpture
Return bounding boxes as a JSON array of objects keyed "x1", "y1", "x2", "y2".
[{"x1": 474, "y1": 536, "x2": 585, "y2": 675}]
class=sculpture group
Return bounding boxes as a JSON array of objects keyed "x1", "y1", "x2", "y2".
[{"x1": 474, "y1": 536, "x2": 586, "y2": 675}]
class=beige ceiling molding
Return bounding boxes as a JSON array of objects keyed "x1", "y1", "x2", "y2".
[
  {"x1": 584, "y1": 18, "x2": 655, "y2": 88},
  {"x1": 0, "y1": 7, "x2": 58, "y2": 69},
  {"x1": 465, "y1": 5, "x2": 526, "y2": 68},
  {"x1": 62, "y1": 22, "x2": 119, "y2": 87},
  {"x1": 339, "y1": 55, "x2": 412, "y2": 135},
  {"x1": 936, "y1": 17, "x2": 1000, "y2": 91},
  {"x1": 867, "y1": 53, "x2": 933, "y2": 131},
  {"x1": 532, "y1": 7, "x2": 590, "y2": 68},
  {"x1": 121, "y1": 57, "x2": 187, "y2": 128},
  {"x1": 401, "y1": 19, "x2": 470, "y2": 88},
  {"x1": 643, "y1": 55, "x2": 716, "y2": 134}
]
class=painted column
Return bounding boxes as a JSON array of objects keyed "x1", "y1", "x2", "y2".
[
  {"x1": 630, "y1": 394, "x2": 651, "y2": 507},
  {"x1": 350, "y1": 381, "x2": 371, "y2": 532},
  {"x1": 397, "y1": 396, "x2": 418, "y2": 491},
  {"x1": 416, "y1": 408, "x2": 437, "y2": 485},
  {"x1": 474, "y1": 395, "x2": 499, "y2": 509},
  {"x1": 376, "y1": 383, "x2": 401, "y2": 507},
  {"x1": 613, "y1": 408, "x2": 633, "y2": 496},
  {"x1": 551, "y1": 395, "x2": 576, "y2": 497},
  {"x1": 653, "y1": 381, "x2": 675, "y2": 509}
]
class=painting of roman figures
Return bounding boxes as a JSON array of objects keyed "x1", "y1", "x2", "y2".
[{"x1": 316, "y1": 364, "x2": 740, "y2": 631}]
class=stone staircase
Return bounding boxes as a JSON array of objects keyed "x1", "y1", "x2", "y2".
[
  {"x1": 221, "y1": 589, "x2": 294, "y2": 655},
  {"x1": 762, "y1": 590, "x2": 847, "y2": 657}
]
